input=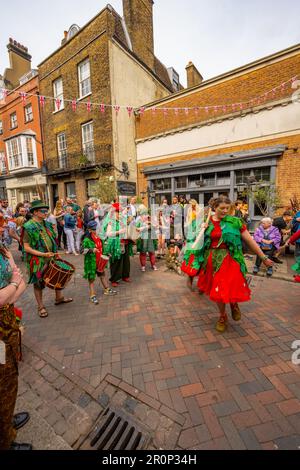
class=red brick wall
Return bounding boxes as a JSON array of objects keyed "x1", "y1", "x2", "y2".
[{"x1": 136, "y1": 51, "x2": 300, "y2": 140}]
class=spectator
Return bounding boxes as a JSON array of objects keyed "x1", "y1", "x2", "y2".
[
  {"x1": 0, "y1": 243, "x2": 31, "y2": 450},
  {"x1": 64, "y1": 206, "x2": 78, "y2": 256},
  {"x1": 272, "y1": 211, "x2": 293, "y2": 262},
  {"x1": 253, "y1": 217, "x2": 281, "y2": 277}
]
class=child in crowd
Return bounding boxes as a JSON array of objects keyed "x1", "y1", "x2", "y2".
[{"x1": 83, "y1": 221, "x2": 117, "y2": 304}]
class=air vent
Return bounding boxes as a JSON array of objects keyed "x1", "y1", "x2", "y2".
[{"x1": 80, "y1": 407, "x2": 151, "y2": 451}]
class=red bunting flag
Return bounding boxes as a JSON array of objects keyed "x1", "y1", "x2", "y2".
[
  {"x1": 139, "y1": 107, "x2": 145, "y2": 116},
  {"x1": 194, "y1": 107, "x2": 199, "y2": 116},
  {"x1": 20, "y1": 92, "x2": 27, "y2": 104},
  {"x1": 127, "y1": 106, "x2": 133, "y2": 117},
  {"x1": 184, "y1": 108, "x2": 189, "y2": 115},
  {"x1": 55, "y1": 98, "x2": 61, "y2": 110},
  {"x1": 281, "y1": 83, "x2": 286, "y2": 94},
  {"x1": 113, "y1": 105, "x2": 120, "y2": 116},
  {"x1": 151, "y1": 107, "x2": 156, "y2": 115},
  {"x1": 86, "y1": 100, "x2": 92, "y2": 112},
  {"x1": 71, "y1": 99, "x2": 77, "y2": 112},
  {"x1": 205, "y1": 107, "x2": 209, "y2": 114},
  {"x1": 223, "y1": 105, "x2": 227, "y2": 113},
  {"x1": 174, "y1": 108, "x2": 179, "y2": 116},
  {"x1": 163, "y1": 108, "x2": 168, "y2": 116},
  {"x1": 100, "y1": 104, "x2": 105, "y2": 113},
  {"x1": 214, "y1": 106, "x2": 218, "y2": 113},
  {"x1": 39, "y1": 95, "x2": 45, "y2": 108}
]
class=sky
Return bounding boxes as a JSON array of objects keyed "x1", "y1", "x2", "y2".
[{"x1": 1, "y1": 0, "x2": 300, "y2": 86}]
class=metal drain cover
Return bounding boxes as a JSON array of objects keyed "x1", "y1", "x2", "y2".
[{"x1": 80, "y1": 407, "x2": 151, "y2": 450}]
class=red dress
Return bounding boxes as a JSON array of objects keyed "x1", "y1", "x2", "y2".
[{"x1": 197, "y1": 219, "x2": 251, "y2": 304}]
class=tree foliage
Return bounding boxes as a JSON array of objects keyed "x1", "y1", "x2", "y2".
[
  {"x1": 243, "y1": 182, "x2": 281, "y2": 216},
  {"x1": 92, "y1": 168, "x2": 117, "y2": 203}
]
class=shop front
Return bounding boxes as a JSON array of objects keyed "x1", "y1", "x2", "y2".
[
  {"x1": 143, "y1": 145, "x2": 285, "y2": 229},
  {"x1": 5, "y1": 172, "x2": 48, "y2": 209}
]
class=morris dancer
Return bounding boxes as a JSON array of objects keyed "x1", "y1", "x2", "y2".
[
  {"x1": 22, "y1": 200, "x2": 73, "y2": 318},
  {"x1": 105, "y1": 203, "x2": 134, "y2": 287},
  {"x1": 194, "y1": 196, "x2": 272, "y2": 332},
  {"x1": 83, "y1": 221, "x2": 117, "y2": 304},
  {"x1": 135, "y1": 206, "x2": 158, "y2": 272},
  {"x1": 181, "y1": 199, "x2": 203, "y2": 291}
]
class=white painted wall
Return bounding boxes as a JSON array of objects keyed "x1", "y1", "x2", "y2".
[
  {"x1": 109, "y1": 41, "x2": 170, "y2": 181},
  {"x1": 137, "y1": 102, "x2": 300, "y2": 163}
]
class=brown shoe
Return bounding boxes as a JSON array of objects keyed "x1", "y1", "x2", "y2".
[
  {"x1": 231, "y1": 303, "x2": 241, "y2": 322},
  {"x1": 216, "y1": 316, "x2": 228, "y2": 333}
]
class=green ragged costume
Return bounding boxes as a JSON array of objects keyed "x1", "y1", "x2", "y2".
[
  {"x1": 104, "y1": 218, "x2": 133, "y2": 263},
  {"x1": 189, "y1": 215, "x2": 247, "y2": 277},
  {"x1": 83, "y1": 236, "x2": 97, "y2": 282},
  {"x1": 23, "y1": 219, "x2": 57, "y2": 284},
  {"x1": 135, "y1": 219, "x2": 158, "y2": 254}
]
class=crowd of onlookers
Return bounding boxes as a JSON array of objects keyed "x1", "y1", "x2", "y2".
[{"x1": 1, "y1": 196, "x2": 300, "y2": 279}]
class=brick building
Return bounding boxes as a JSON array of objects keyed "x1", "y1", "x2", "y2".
[
  {"x1": 136, "y1": 43, "x2": 300, "y2": 226},
  {"x1": 0, "y1": 40, "x2": 46, "y2": 205},
  {"x1": 39, "y1": 0, "x2": 178, "y2": 208}
]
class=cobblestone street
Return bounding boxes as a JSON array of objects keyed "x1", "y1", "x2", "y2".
[{"x1": 13, "y1": 250, "x2": 300, "y2": 450}]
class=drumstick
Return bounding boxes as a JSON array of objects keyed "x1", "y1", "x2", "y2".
[{"x1": 192, "y1": 209, "x2": 212, "y2": 250}]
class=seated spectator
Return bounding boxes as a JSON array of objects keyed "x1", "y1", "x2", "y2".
[{"x1": 253, "y1": 217, "x2": 281, "y2": 277}]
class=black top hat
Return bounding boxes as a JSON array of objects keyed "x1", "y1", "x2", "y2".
[{"x1": 29, "y1": 200, "x2": 49, "y2": 213}]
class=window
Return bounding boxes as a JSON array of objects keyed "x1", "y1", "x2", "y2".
[
  {"x1": 10, "y1": 189, "x2": 16, "y2": 198},
  {"x1": 7, "y1": 137, "x2": 22, "y2": 169},
  {"x1": 65, "y1": 182, "x2": 76, "y2": 199},
  {"x1": 217, "y1": 171, "x2": 231, "y2": 186},
  {"x1": 57, "y1": 133, "x2": 67, "y2": 168},
  {"x1": 82, "y1": 121, "x2": 94, "y2": 162},
  {"x1": 175, "y1": 176, "x2": 187, "y2": 189},
  {"x1": 152, "y1": 179, "x2": 171, "y2": 191},
  {"x1": 86, "y1": 179, "x2": 98, "y2": 198},
  {"x1": 189, "y1": 175, "x2": 203, "y2": 188},
  {"x1": 253, "y1": 167, "x2": 271, "y2": 182},
  {"x1": 203, "y1": 173, "x2": 216, "y2": 186},
  {"x1": 53, "y1": 77, "x2": 64, "y2": 111},
  {"x1": 10, "y1": 112, "x2": 18, "y2": 129},
  {"x1": 78, "y1": 59, "x2": 91, "y2": 98},
  {"x1": 0, "y1": 152, "x2": 7, "y2": 174},
  {"x1": 26, "y1": 138, "x2": 34, "y2": 166},
  {"x1": 0, "y1": 121, "x2": 3, "y2": 135},
  {"x1": 24, "y1": 104, "x2": 33, "y2": 122},
  {"x1": 235, "y1": 169, "x2": 251, "y2": 185}
]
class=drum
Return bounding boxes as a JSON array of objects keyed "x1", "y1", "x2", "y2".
[
  {"x1": 97, "y1": 255, "x2": 110, "y2": 273},
  {"x1": 43, "y1": 258, "x2": 75, "y2": 290}
]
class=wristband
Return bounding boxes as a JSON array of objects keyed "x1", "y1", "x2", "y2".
[
  {"x1": 261, "y1": 255, "x2": 268, "y2": 261},
  {"x1": 10, "y1": 282, "x2": 19, "y2": 289}
]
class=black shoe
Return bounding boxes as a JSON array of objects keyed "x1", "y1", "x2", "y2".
[
  {"x1": 272, "y1": 257, "x2": 283, "y2": 264},
  {"x1": 10, "y1": 442, "x2": 33, "y2": 450},
  {"x1": 13, "y1": 412, "x2": 30, "y2": 430}
]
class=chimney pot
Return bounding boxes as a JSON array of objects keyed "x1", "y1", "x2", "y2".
[{"x1": 186, "y1": 61, "x2": 203, "y2": 88}]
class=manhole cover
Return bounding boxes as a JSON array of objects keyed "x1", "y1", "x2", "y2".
[{"x1": 80, "y1": 407, "x2": 151, "y2": 450}]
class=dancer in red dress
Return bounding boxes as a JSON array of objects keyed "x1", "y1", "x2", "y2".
[{"x1": 195, "y1": 196, "x2": 273, "y2": 332}]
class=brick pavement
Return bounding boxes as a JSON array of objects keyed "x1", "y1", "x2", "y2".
[{"x1": 15, "y1": 251, "x2": 300, "y2": 450}]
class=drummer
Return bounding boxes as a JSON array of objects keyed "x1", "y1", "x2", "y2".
[
  {"x1": 83, "y1": 221, "x2": 117, "y2": 304},
  {"x1": 22, "y1": 200, "x2": 73, "y2": 318}
]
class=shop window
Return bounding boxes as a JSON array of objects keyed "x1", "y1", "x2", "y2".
[
  {"x1": 152, "y1": 179, "x2": 171, "y2": 191},
  {"x1": 217, "y1": 171, "x2": 230, "y2": 186},
  {"x1": 253, "y1": 167, "x2": 271, "y2": 182},
  {"x1": 203, "y1": 173, "x2": 216, "y2": 186},
  {"x1": 175, "y1": 176, "x2": 187, "y2": 189}
]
